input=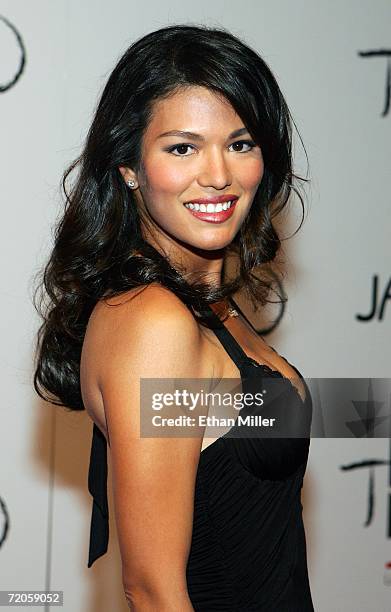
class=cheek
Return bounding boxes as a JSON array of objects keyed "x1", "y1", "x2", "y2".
[
  {"x1": 239, "y1": 158, "x2": 264, "y2": 190},
  {"x1": 143, "y1": 157, "x2": 190, "y2": 195}
]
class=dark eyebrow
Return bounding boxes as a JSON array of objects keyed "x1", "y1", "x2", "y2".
[{"x1": 157, "y1": 127, "x2": 250, "y2": 141}]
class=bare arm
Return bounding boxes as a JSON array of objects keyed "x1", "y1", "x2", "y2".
[{"x1": 96, "y1": 286, "x2": 208, "y2": 610}]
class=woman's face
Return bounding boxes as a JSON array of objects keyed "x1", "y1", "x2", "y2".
[{"x1": 120, "y1": 85, "x2": 264, "y2": 255}]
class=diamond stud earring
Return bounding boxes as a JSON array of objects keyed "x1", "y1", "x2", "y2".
[{"x1": 127, "y1": 179, "x2": 136, "y2": 188}]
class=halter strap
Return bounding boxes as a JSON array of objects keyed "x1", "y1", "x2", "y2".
[
  {"x1": 229, "y1": 297, "x2": 260, "y2": 335},
  {"x1": 202, "y1": 300, "x2": 250, "y2": 369}
]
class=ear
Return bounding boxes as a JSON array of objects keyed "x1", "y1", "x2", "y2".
[{"x1": 118, "y1": 165, "x2": 138, "y2": 189}]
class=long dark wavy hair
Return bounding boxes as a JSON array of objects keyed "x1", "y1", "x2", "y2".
[{"x1": 33, "y1": 23, "x2": 309, "y2": 412}]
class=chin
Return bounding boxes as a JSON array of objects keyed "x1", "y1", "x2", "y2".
[{"x1": 187, "y1": 237, "x2": 234, "y2": 252}]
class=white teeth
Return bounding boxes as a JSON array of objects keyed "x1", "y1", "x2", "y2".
[{"x1": 184, "y1": 199, "x2": 236, "y2": 212}]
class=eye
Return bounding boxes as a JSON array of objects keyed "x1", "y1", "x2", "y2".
[
  {"x1": 229, "y1": 140, "x2": 256, "y2": 152},
  {"x1": 166, "y1": 143, "x2": 195, "y2": 156}
]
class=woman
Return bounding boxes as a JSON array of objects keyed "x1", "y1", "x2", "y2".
[{"x1": 34, "y1": 24, "x2": 314, "y2": 610}]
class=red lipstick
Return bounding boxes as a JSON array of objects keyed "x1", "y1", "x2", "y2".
[
  {"x1": 184, "y1": 194, "x2": 238, "y2": 205},
  {"x1": 183, "y1": 196, "x2": 239, "y2": 224}
]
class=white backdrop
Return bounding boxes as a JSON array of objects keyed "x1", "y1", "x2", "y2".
[{"x1": 1, "y1": 1, "x2": 390, "y2": 610}]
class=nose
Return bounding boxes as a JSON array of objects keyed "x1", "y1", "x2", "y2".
[{"x1": 197, "y1": 146, "x2": 232, "y2": 190}]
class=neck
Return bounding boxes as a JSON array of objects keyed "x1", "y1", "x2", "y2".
[{"x1": 143, "y1": 224, "x2": 226, "y2": 287}]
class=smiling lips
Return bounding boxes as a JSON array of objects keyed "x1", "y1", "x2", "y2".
[{"x1": 183, "y1": 196, "x2": 238, "y2": 223}]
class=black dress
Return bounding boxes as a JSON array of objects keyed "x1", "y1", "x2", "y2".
[{"x1": 87, "y1": 298, "x2": 314, "y2": 611}]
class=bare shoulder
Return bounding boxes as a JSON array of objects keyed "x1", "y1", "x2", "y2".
[
  {"x1": 90, "y1": 282, "x2": 194, "y2": 322},
  {"x1": 82, "y1": 283, "x2": 211, "y2": 395}
]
